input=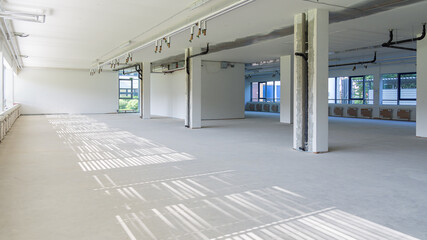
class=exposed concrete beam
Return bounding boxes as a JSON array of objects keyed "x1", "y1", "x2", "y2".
[{"x1": 151, "y1": 0, "x2": 424, "y2": 67}]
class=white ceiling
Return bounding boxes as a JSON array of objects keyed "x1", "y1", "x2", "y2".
[{"x1": 3, "y1": 0, "x2": 427, "y2": 69}]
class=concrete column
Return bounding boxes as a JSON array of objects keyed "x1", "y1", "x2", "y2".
[
  {"x1": 294, "y1": 9, "x2": 329, "y2": 153},
  {"x1": 185, "y1": 48, "x2": 202, "y2": 129},
  {"x1": 417, "y1": 33, "x2": 427, "y2": 137},
  {"x1": 0, "y1": 52, "x2": 4, "y2": 112},
  {"x1": 307, "y1": 9, "x2": 329, "y2": 153},
  {"x1": 280, "y1": 55, "x2": 293, "y2": 124},
  {"x1": 293, "y1": 12, "x2": 308, "y2": 150},
  {"x1": 139, "y1": 62, "x2": 151, "y2": 119}
]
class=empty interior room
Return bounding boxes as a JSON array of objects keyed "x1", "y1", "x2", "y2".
[{"x1": 1, "y1": 0, "x2": 427, "y2": 239}]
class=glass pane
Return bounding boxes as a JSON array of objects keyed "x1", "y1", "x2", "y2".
[
  {"x1": 275, "y1": 81, "x2": 281, "y2": 102},
  {"x1": 400, "y1": 73, "x2": 416, "y2": 100},
  {"x1": 328, "y1": 78, "x2": 336, "y2": 103},
  {"x1": 336, "y1": 77, "x2": 349, "y2": 104},
  {"x1": 381, "y1": 73, "x2": 398, "y2": 105},
  {"x1": 365, "y1": 75, "x2": 374, "y2": 104},
  {"x1": 251, "y1": 82, "x2": 258, "y2": 102},
  {"x1": 267, "y1": 82, "x2": 274, "y2": 102},
  {"x1": 259, "y1": 82, "x2": 266, "y2": 102},
  {"x1": 119, "y1": 80, "x2": 132, "y2": 89},
  {"x1": 350, "y1": 76, "x2": 364, "y2": 104},
  {"x1": 133, "y1": 79, "x2": 139, "y2": 89},
  {"x1": 399, "y1": 100, "x2": 416, "y2": 106}
]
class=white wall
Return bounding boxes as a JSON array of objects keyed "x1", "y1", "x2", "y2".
[
  {"x1": 15, "y1": 68, "x2": 118, "y2": 114},
  {"x1": 150, "y1": 70, "x2": 186, "y2": 119},
  {"x1": 201, "y1": 61, "x2": 245, "y2": 120},
  {"x1": 150, "y1": 62, "x2": 245, "y2": 120}
]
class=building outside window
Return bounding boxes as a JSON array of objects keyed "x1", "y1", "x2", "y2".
[
  {"x1": 381, "y1": 73, "x2": 416, "y2": 105},
  {"x1": 336, "y1": 77, "x2": 349, "y2": 104}
]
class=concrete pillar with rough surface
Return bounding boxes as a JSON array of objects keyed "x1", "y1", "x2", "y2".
[
  {"x1": 294, "y1": 9, "x2": 329, "y2": 153},
  {"x1": 417, "y1": 33, "x2": 427, "y2": 137},
  {"x1": 280, "y1": 55, "x2": 293, "y2": 124},
  {"x1": 293, "y1": 12, "x2": 308, "y2": 150}
]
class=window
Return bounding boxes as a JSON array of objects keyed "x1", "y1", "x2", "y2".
[
  {"x1": 266, "y1": 82, "x2": 274, "y2": 102},
  {"x1": 250, "y1": 81, "x2": 281, "y2": 102},
  {"x1": 118, "y1": 71, "x2": 140, "y2": 113},
  {"x1": 259, "y1": 82, "x2": 267, "y2": 102},
  {"x1": 251, "y1": 82, "x2": 259, "y2": 102},
  {"x1": 328, "y1": 78, "x2": 336, "y2": 103},
  {"x1": 3, "y1": 59, "x2": 14, "y2": 109},
  {"x1": 336, "y1": 77, "x2": 349, "y2": 104},
  {"x1": 365, "y1": 75, "x2": 374, "y2": 104},
  {"x1": 329, "y1": 75, "x2": 373, "y2": 104},
  {"x1": 399, "y1": 73, "x2": 416, "y2": 105},
  {"x1": 274, "y1": 81, "x2": 281, "y2": 102},
  {"x1": 381, "y1": 73, "x2": 416, "y2": 105},
  {"x1": 119, "y1": 80, "x2": 132, "y2": 98}
]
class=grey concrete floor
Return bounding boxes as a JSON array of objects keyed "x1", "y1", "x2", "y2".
[{"x1": 0, "y1": 112, "x2": 426, "y2": 240}]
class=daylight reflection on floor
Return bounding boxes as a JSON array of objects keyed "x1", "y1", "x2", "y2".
[{"x1": 48, "y1": 115, "x2": 419, "y2": 240}]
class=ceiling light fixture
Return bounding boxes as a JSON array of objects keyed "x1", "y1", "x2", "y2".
[
  {"x1": 167, "y1": 37, "x2": 171, "y2": 48},
  {"x1": 189, "y1": 24, "x2": 195, "y2": 42},
  {"x1": 119, "y1": 40, "x2": 132, "y2": 49},
  {"x1": 190, "y1": 0, "x2": 213, "y2": 10},
  {"x1": 0, "y1": 10, "x2": 45, "y2": 23},
  {"x1": 154, "y1": 40, "x2": 158, "y2": 53},
  {"x1": 197, "y1": 21, "x2": 202, "y2": 38},
  {"x1": 202, "y1": 21, "x2": 207, "y2": 36}
]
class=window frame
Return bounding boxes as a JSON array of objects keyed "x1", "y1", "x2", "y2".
[
  {"x1": 119, "y1": 78, "x2": 134, "y2": 99},
  {"x1": 328, "y1": 77, "x2": 337, "y2": 104},
  {"x1": 329, "y1": 75, "x2": 373, "y2": 105},
  {"x1": 250, "y1": 80, "x2": 280, "y2": 103},
  {"x1": 397, "y1": 72, "x2": 416, "y2": 102},
  {"x1": 380, "y1": 72, "x2": 416, "y2": 105},
  {"x1": 349, "y1": 75, "x2": 365, "y2": 103}
]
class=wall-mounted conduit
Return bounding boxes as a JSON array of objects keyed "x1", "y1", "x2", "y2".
[
  {"x1": 329, "y1": 51, "x2": 377, "y2": 68},
  {"x1": 382, "y1": 24, "x2": 426, "y2": 52}
]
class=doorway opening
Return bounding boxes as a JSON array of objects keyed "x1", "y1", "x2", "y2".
[{"x1": 118, "y1": 67, "x2": 140, "y2": 113}]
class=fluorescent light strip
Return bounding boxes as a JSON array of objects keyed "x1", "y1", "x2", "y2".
[
  {"x1": 94, "y1": 0, "x2": 255, "y2": 68},
  {"x1": 0, "y1": 11, "x2": 45, "y2": 23}
]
